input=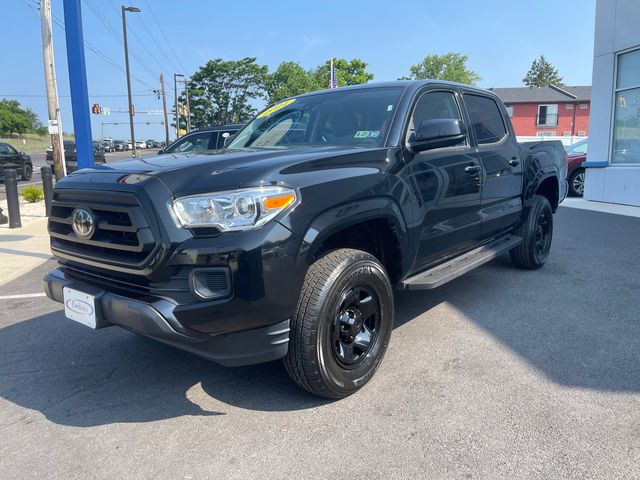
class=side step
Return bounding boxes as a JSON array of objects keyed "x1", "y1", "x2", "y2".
[{"x1": 400, "y1": 235, "x2": 522, "y2": 290}]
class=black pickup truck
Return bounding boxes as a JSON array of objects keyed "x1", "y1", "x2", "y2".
[{"x1": 43, "y1": 81, "x2": 567, "y2": 398}]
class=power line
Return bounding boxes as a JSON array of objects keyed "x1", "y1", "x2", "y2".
[
  {"x1": 13, "y1": 0, "x2": 156, "y2": 90},
  {"x1": 82, "y1": 0, "x2": 159, "y2": 82},
  {"x1": 131, "y1": 7, "x2": 180, "y2": 73},
  {"x1": 142, "y1": 0, "x2": 187, "y2": 72}
]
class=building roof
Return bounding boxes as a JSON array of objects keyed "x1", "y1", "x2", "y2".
[{"x1": 489, "y1": 85, "x2": 591, "y2": 104}]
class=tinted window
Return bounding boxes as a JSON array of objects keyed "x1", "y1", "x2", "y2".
[
  {"x1": 0, "y1": 144, "x2": 9, "y2": 154},
  {"x1": 407, "y1": 90, "x2": 463, "y2": 144},
  {"x1": 464, "y1": 94, "x2": 508, "y2": 144},
  {"x1": 166, "y1": 132, "x2": 212, "y2": 153}
]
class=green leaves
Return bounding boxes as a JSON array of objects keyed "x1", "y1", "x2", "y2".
[
  {"x1": 400, "y1": 52, "x2": 481, "y2": 85},
  {"x1": 523, "y1": 55, "x2": 563, "y2": 87},
  {"x1": 0, "y1": 99, "x2": 42, "y2": 136},
  {"x1": 266, "y1": 62, "x2": 318, "y2": 104},
  {"x1": 186, "y1": 58, "x2": 269, "y2": 129}
]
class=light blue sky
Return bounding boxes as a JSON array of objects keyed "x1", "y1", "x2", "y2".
[{"x1": 2, "y1": 0, "x2": 596, "y2": 141}]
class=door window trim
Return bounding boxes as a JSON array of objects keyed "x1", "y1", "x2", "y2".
[{"x1": 403, "y1": 87, "x2": 470, "y2": 152}]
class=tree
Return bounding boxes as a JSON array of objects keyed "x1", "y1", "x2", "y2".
[
  {"x1": 186, "y1": 58, "x2": 268, "y2": 128},
  {"x1": 400, "y1": 52, "x2": 481, "y2": 85},
  {"x1": 0, "y1": 99, "x2": 36, "y2": 136},
  {"x1": 523, "y1": 55, "x2": 563, "y2": 87},
  {"x1": 266, "y1": 61, "x2": 318, "y2": 104},
  {"x1": 312, "y1": 58, "x2": 374, "y2": 88}
]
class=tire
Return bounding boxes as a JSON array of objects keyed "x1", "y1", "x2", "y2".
[
  {"x1": 510, "y1": 195, "x2": 553, "y2": 270},
  {"x1": 284, "y1": 248, "x2": 394, "y2": 399},
  {"x1": 568, "y1": 169, "x2": 585, "y2": 197},
  {"x1": 21, "y1": 163, "x2": 32, "y2": 181}
]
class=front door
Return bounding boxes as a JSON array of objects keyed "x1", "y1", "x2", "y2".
[
  {"x1": 463, "y1": 93, "x2": 523, "y2": 238},
  {"x1": 403, "y1": 89, "x2": 484, "y2": 269}
]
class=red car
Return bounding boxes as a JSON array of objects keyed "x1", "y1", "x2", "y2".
[{"x1": 565, "y1": 139, "x2": 587, "y2": 196}]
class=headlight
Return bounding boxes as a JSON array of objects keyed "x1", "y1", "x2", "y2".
[{"x1": 172, "y1": 186, "x2": 297, "y2": 231}]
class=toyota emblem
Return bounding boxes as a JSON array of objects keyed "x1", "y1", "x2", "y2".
[{"x1": 72, "y1": 207, "x2": 95, "y2": 239}]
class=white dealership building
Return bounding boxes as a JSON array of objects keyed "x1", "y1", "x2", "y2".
[{"x1": 585, "y1": 0, "x2": 640, "y2": 206}]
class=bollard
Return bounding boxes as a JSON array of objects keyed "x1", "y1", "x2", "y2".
[
  {"x1": 41, "y1": 166, "x2": 54, "y2": 217},
  {"x1": 4, "y1": 169, "x2": 22, "y2": 229}
]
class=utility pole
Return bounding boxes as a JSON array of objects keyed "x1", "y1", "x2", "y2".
[
  {"x1": 184, "y1": 79, "x2": 191, "y2": 133},
  {"x1": 40, "y1": 0, "x2": 66, "y2": 180},
  {"x1": 160, "y1": 74, "x2": 170, "y2": 146},
  {"x1": 121, "y1": 5, "x2": 140, "y2": 158},
  {"x1": 173, "y1": 73, "x2": 180, "y2": 139}
]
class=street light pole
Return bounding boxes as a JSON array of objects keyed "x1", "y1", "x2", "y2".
[{"x1": 121, "y1": 5, "x2": 140, "y2": 158}]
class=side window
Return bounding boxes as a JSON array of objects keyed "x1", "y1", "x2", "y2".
[
  {"x1": 206, "y1": 132, "x2": 219, "y2": 150},
  {"x1": 0, "y1": 144, "x2": 9, "y2": 154},
  {"x1": 166, "y1": 132, "x2": 211, "y2": 153},
  {"x1": 407, "y1": 90, "x2": 464, "y2": 145},
  {"x1": 464, "y1": 94, "x2": 508, "y2": 145},
  {"x1": 6, "y1": 145, "x2": 17, "y2": 154}
]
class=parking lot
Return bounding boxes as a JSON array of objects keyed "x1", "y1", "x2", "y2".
[{"x1": 0, "y1": 206, "x2": 639, "y2": 479}]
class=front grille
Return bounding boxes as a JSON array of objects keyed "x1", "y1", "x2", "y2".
[{"x1": 49, "y1": 190, "x2": 158, "y2": 269}]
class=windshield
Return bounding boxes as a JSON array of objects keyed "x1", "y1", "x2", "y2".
[
  {"x1": 566, "y1": 139, "x2": 588, "y2": 155},
  {"x1": 229, "y1": 87, "x2": 403, "y2": 149}
]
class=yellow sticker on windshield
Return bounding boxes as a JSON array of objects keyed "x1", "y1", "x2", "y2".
[{"x1": 257, "y1": 99, "x2": 296, "y2": 118}]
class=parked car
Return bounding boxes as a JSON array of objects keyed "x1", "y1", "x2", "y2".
[
  {"x1": 158, "y1": 124, "x2": 242, "y2": 155},
  {"x1": 46, "y1": 140, "x2": 106, "y2": 173},
  {"x1": 146, "y1": 140, "x2": 159, "y2": 149},
  {"x1": 43, "y1": 81, "x2": 567, "y2": 398},
  {"x1": 135, "y1": 141, "x2": 147, "y2": 149},
  {"x1": 101, "y1": 141, "x2": 115, "y2": 152},
  {"x1": 565, "y1": 139, "x2": 587, "y2": 196},
  {"x1": 0, "y1": 142, "x2": 33, "y2": 181},
  {"x1": 113, "y1": 140, "x2": 126, "y2": 151}
]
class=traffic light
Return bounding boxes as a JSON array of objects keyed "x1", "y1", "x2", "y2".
[{"x1": 91, "y1": 103, "x2": 101, "y2": 114}]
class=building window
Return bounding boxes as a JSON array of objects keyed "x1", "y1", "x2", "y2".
[
  {"x1": 563, "y1": 131, "x2": 572, "y2": 136},
  {"x1": 579, "y1": 103, "x2": 588, "y2": 109},
  {"x1": 577, "y1": 131, "x2": 587, "y2": 137},
  {"x1": 505, "y1": 105, "x2": 514, "y2": 117},
  {"x1": 536, "y1": 131, "x2": 557, "y2": 137},
  {"x1": 537, "y1": 104, "x2": 558, "y2": 126},
  {"x1": 612, "y1": 48, "x2": 640, "y2": 164},
  {"x1": 565, "y1": 104, "x2": 574, "y2": 110}
]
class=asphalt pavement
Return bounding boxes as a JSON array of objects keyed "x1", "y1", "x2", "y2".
[{"x1": 0, "y1": 207, "x2": 639, "y2": 479}]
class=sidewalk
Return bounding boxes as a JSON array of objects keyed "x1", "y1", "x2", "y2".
[
  {"x1": 0, "y1": 218, "x2": 52, "y2": 288},
  {"x1": 561, "y1": 197, "x2": 640, "y2": 218}
]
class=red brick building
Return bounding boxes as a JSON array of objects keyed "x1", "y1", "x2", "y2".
[{"x1": 489, "y1": 85, "x2": 591, "y2": 138}]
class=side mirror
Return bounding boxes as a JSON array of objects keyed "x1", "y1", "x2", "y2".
[
  {"x1": 223, "y1": 132, "x2": 236, "y2": 148},
  {"x1": 409, "y1": 118, "x2": 467, "y2": 153},
  {"x1": 157, "y1": 149, "x2": 165, "y2": 155}
]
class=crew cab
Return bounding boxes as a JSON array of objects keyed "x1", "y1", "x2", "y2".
[{"x1": 43, "y1": 81, "x2": 567, "y2": 398}]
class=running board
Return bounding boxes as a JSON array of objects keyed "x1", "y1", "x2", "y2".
[{"x1": 400, "y1": 235, "x2": 522, "y2": 290}]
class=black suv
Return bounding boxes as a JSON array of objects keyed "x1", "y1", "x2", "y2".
[
  {"x1": 158, "y1": 124, "x2": 242, "y2": 155},
  {"x1": 0, "y1": 142, "x2": 33, "y2": 181},
  {"x1": 43, "y1": 81, "x2": 567, "y2": 398},
  {"x1": 46, "y1": 140, "x2": 106, "y2": 173}
]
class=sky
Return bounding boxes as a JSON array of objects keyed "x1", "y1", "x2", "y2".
[{"x1": 2, "y1": 0, "x2": 597, "y2": 142}]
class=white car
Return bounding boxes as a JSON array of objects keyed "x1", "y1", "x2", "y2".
[{"x1": 135, "y1": 141, "x2": 147, "y2": 149}]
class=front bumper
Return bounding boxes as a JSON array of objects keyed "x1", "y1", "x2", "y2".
[{"x1": 43, "y1": 268, "x2": 290, "y2": 367}]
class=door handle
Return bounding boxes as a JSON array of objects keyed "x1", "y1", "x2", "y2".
[
  {"x1": 464, "y1": 163, "x2": 480, "y2": 174},
  {"x1": 509, "y1": 157, "x2": 520, "y2": 167}
]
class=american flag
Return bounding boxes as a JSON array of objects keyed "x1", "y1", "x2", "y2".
[{"x1": 328, "y1": 58, "x2": 339, "y2": 89}]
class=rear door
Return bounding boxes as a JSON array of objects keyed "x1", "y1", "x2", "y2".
[
  {"x1": 462, "y1": 93, "x2": 523, "y2": 238},
  {"x1": 403, "y1": 88, "x2": 484, "y2": 268}
]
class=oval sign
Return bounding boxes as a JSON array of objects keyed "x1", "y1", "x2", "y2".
[{"x1": 65, "y1": 298, "x2": 95, "y2": 316}]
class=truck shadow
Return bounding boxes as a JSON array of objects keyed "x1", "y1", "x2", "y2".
[{"x1": 0, "y1": 208, "x2": 638, "y2": 427}]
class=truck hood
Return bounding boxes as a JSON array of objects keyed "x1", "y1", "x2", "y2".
[{"x1": 70, "y1": 146, "x2": 389, "y2": 197}]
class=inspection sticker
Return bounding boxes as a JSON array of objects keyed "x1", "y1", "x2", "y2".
[
  {"x1": 257, "y1": 99, "x2": 296, "y2": 118},
  {"x1": 354, "y1": 130, "x2": 381, "y2": 138}
]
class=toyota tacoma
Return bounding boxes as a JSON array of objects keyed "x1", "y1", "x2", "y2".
[{"x1": 43, "y1": 81, "x2": 567, "y2": 398}]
